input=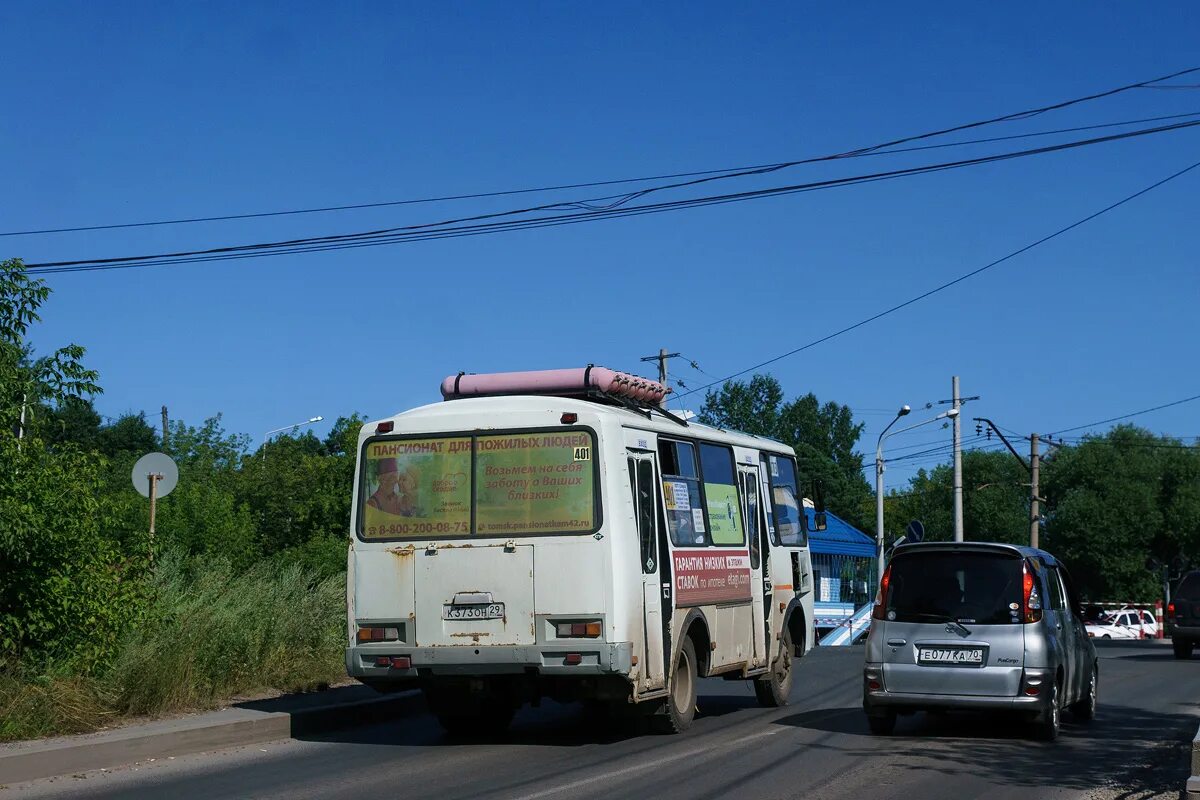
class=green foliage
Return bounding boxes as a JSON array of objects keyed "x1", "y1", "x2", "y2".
[
  {"x1": 884, "y1": 450, "x2": 1031, "y2": 545},
  {"x1": 699, "y1": 374, "x2": 872, "y2": 527},
  {"x1": 97, "y1": 412, "x2": 159, "y2": 457},
  {"x1": 0, "y1": 435, "x2": 147, "y2": 670},
  {"x1": 106, "y1": 549, "x2": 345, "y2": 716},
  {"x1": 1043, "y1": 426, "x2": 1200, "y2": 601},
  {"x1": 0, "y1": 258, "x2": 137, "y2": 672},
  {"x1": 1, "y1": 549, "x2": 345, "y2": 740}
]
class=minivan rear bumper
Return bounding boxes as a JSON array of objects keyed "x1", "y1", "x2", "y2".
[
  {"x1": 864, "y1": 690, "x2": 1047, "y2": 714},
  {"x1": 863, "y1": 665, "x2": 1050, "y2": 714}
]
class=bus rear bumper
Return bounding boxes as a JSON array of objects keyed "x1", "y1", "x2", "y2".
[{"x1": 346, "y1": 641, "x2": 633, "y2": 679}]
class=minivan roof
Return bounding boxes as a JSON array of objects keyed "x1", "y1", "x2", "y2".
[{"x1": 891, "y1": 541, "x2": 1062, "y2": 567}]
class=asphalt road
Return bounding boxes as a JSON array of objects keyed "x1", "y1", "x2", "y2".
[{"x1": 5, "y1": 640, "x2": 1197, "y2": 800}]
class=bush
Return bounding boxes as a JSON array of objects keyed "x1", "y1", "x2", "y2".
[{"x1": 0, "y1": 437, "x2": 148, "y2": 672}]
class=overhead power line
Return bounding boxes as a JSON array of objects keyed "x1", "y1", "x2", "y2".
[
  {"x1": 1049, "y1": 393, "x2": 1200, "y2": 435},
  {"x1": 676, "y1": 156, "x2": 1200, "y2": 400},
  {"x1": 5, "y1": 105, "x2": 1199, "y2": 239},
  {"x1": 25, "y1": 119, "x2": 1200, "y2": 275}
]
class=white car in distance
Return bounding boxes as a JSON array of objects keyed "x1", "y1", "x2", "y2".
[{"x1": 1085, "y1": 608, "x2": 1158, "y2": 639}]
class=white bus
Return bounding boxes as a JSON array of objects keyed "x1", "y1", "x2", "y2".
[{"x1": 346, "y1": 367, "x2": 821, "y2": 734}]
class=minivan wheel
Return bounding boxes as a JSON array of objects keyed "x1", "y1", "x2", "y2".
[
  {"x1": 1034, "y1": 682, "x2": 1060, "y2": 741},
  {"x1": 1173, "y1": 638, "x2": 1194, "y2": 660},
  {"x1": 866, "y1": 710, "x2": 896, "y2": 735},
  {"x1": 1070, "y1": 668, "x2": 1097, "y2": 722},
  {"x1": 753, "y1": 626, "x2": 793, "y2": 707}
]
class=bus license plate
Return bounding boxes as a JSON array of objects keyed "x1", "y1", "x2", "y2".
[{"x1": 443, "y1": 603, "x2": 505, "y2": 621}]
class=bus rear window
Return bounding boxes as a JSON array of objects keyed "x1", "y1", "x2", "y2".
[
  {"x1": 358, "y1": 430, "x2": 596, "y2": 540},
  {"x1": 475, "y1": 432, "x2": 595, "y2": 535},
  {"x1": 361, "y1": 437, "x2": 472, "y2": 539}
]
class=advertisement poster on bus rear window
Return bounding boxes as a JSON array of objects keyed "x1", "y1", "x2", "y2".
[
  {"x1": 361, "y1": 438, "x2": 471, "y2": 538},
  {"x1": 672, "y1": 549, "x2": 752, "y2": 606},
  {"x1": 474, "y1": 432, "x2": 595, "y2": 535}
]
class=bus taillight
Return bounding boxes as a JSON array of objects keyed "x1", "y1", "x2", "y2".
[{"x1": 556, "y1": 621, "x2": 601, "y2": 638}]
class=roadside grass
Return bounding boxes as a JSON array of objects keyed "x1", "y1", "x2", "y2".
[
  {"x1": 0, "y1": 669, "x2": 111, "y2": 741},
  {"x1": 0, "y1": 549, "x2": 346, "y2": 742}
]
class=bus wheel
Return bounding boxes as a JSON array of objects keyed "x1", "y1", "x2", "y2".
[
  {"x1": 651, "y1": 638, "x2": 698, "y2": 734},
  {"x1": 754, "y1": 625, "x2": 794, "y2": 707}
]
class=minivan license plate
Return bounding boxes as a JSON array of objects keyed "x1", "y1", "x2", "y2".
[
  {"x1": 443, "y1": 603, "x2": 505, "y2": 621},
  {"x1": 917, "y1": 646, "x2": 987, "y2": 666}
]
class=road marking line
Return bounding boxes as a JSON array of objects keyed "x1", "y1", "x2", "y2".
[{"x1": 507, "y1": 728, "x2": 784, "y2": 800}]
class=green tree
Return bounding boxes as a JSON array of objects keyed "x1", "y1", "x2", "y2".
[
  {"x1": 885, "y1": 449, "x2": 1031, "y2": 545},
  {"x1": 239, "y1": 415, "x2": 365, "y2": 556},
  {"x1": 0, "y1": 258, "x2": 141, "y2": 669},
  {"x1": 98, "y1": 412, "x2": 159, "y2": 458},
  {"x1": 699, "y1": 375, "x2": 872, "y2": 527},
  {"x1": 1043, "y1": 425, "x2": 1200, "y2": 600}
]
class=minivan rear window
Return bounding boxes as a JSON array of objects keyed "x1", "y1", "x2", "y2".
[{"x1": 886, "y1": 551, "x2": 1024, "y2": 625}]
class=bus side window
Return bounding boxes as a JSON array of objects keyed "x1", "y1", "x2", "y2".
[
  {"x1": 659, "y1": 440, "x2": 706, "y2": 546},
  {"x1": 698, "y1": 443, "x2": 744, "y2": 546},
  {"x1": 636, "y1": 461, "x2": 657, "y2": 573},
  {"x1": 743, "y1": 471, "x2": 761, "y2": 569},
  {"x1": 770, "y1": 455, "x2": 805, "y2": 547}
]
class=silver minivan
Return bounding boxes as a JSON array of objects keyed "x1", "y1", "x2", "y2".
[{"x1": 863, "y1": 542, "x2": 1097, "y2": 740}]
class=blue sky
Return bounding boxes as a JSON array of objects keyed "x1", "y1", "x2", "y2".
[{"x1": 3, "y1": 2, "x2": 1198, "y2": 490}]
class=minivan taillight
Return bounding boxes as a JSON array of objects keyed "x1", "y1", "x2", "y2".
[
  {"x1": 872, "y1": 564, "x2": 892, "y2": 620},
  {"x1": 1022, "y1": 560, "x2": 1043, "y2": 624}
]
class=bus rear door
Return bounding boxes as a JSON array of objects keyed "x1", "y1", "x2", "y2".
[{"x1": 627, "y1": 450, "x2": 669, "y2": 692}]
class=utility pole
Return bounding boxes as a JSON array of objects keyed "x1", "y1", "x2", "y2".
[
  {"x1": 161, "y1": 405, "x2": 169, "y2": 450},
  {"x1": 973, "y1": 418, "x2": 1045, "y2": 549},
  {"x1": 640, "y1": 349, "x2": 680, "y2": 408},
  {"x1": 952, "y1": 376, "x2": 964, "y2": 542},
  {"x1": 1029, "y1": 433, "x2": 1041, "y2": 549}
]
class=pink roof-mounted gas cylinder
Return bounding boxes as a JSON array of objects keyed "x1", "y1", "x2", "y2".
[{"x1": 440, "y1": 367, "x2": 668, "y2": 404}]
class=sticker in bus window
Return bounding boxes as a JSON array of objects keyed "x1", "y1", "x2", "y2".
[
  {"x1": 769, "y1": 456, "x2": 780, "y2": 477},
  {"x1": 692, "y1": 508, "x2": 706, "y2": 533},
  {"x1": 664, "y1": 481, "x2": 690, "y2": 511}
]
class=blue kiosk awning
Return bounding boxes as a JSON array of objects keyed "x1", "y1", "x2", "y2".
[{"x1": 805, "y1": 508, "x2": 875, "y2": 558}]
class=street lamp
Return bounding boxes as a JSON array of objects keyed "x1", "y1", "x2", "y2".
[
  {"x1": 262, "y1": 415, "x2": 324, "y2": 459},
  {"x1": 875, "y1": 405, "x2": 959, "y2": 581}
]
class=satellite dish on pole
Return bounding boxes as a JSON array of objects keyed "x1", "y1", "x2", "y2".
[
  {"x1": 905, "y1": 520, "x2": 925, "y2": 544},
  {"x1": 132, "y1": 452, "x2": 178, "y2": 498}
]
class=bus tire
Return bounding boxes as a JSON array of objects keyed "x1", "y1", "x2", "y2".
[
  {"x1": 754, "y1": 625, "x2": 794, "y2": 707},
  {"x1": 651, "y1": 637, "x2": 698, "y2": 734}
]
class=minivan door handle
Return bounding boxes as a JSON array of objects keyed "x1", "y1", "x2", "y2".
[{"x1": 887, "y1": 638, "x2": 907, "y2": 647}]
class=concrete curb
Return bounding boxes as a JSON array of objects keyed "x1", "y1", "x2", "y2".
[
  {"x1": 0, "y1": 689, "x2": 422, "y2": 785},
  {"x1": 1188, "y1": 723, "x2": 1200, "y2": 797}
]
